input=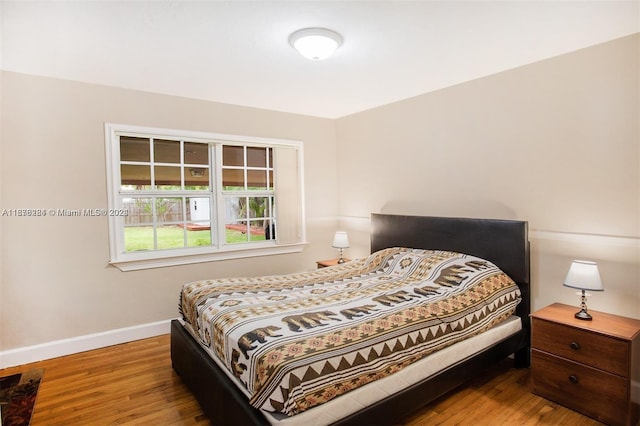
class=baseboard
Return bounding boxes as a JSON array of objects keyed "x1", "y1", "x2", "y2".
[{"x1": 0, "y1": 319, "x2": 173, "y2": 369}]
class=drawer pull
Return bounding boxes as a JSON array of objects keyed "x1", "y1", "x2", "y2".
[
  {"x1": 569, "y1": 375, "x2": 579, "y2": 384},
  {"x1": 569, "y1": 341, "x2": 580, "y2": 350}
]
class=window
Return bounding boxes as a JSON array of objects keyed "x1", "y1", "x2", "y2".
[{"x1": 105, "y1": 124, "x2": 305, "y2": 271}]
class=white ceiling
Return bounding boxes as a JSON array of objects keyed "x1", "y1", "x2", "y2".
[{"x1": 2, "y1": 1, "x2": 638, "y2": 119}]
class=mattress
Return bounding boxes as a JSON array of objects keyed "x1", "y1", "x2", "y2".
[{"x1": 179, "y1": 247, "x2": 522, "y2": 417}]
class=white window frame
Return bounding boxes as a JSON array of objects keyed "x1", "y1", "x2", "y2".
[{"x1": 105, "y1": 123, "x2": 306, "y2": 271}]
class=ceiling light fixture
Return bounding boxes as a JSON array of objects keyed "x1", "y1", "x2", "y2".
[{"x1": 289, "y1": 28, "x2": 342, "y2": 61}]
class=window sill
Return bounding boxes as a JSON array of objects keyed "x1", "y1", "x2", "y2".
[{"x1": 109, "y1": 242, "x2": 307, "y2": 271}]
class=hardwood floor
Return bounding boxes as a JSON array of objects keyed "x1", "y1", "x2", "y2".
[
  {"x1": 1, "y1": 335, "x2": 206, "y2": 425},
  {"x1": 0, "y1": 335, "x2": 602, "y2": 425},
  {"x1": 402, "y1": 358, "x2": 602, "y2": 426}
]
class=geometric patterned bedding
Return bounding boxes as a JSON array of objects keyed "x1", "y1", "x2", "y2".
[{"x1": 179, "y1": 247, "x2": 521, "y2": 416}]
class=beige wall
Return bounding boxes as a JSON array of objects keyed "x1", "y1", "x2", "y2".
[
  {"x1": 336, "y1": 34, "x2": 640, "y2": 318},
  {"x1": 1, "y1": 33, "x2": 638, "y2": 355},
  {"x1": 0, "y1": 72, "x2": 339, "y2": 350}
]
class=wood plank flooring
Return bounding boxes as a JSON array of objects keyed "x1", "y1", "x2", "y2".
[{"x1": 0, "y1": 335, "x2": 602, "y2": 425}]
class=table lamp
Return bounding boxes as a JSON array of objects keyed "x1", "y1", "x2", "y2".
[
  {"x1": 563, "y1": 260, "x2": 604, "y2": 320},
  {"x1": 332, "y1": 231, "x2": 349, "y2": 264}
]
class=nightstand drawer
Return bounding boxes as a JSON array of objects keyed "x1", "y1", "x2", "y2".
[
  {"x1": 532, "y1": 318, "x2": 629, "y2": 376},
  {"x1": 532, "y1": 350, "x2": 628, "y2": 425}
]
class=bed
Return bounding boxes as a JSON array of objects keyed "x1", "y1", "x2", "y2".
[{"x1": 171, "y1": 213, "x2": 530, "y2": 425}]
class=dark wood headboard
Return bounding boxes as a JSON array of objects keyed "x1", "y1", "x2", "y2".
[{"x1": 370, "y1": 213, "x2": 530, "y2": 325}]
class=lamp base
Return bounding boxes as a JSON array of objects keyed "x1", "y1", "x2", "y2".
[
  {"x1": 574, "y1": 308, "x2": 593, "y2": 321},
  {"x1": 573, "y1": 289, "x2": 593, "y2": 320}
]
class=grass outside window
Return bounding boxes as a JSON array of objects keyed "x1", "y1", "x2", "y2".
[{"x1": 124, "y1": 226, "x2": 266, "y2": 252}]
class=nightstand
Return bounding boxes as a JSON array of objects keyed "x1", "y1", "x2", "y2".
[
  {"x1": 316, "y1": 258, "x2": 350, "y2": 269},
  {"x1": 531, "y1": 303, "x2": 640, "y2": 426}
]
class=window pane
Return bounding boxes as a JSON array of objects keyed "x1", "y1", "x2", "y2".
[
  {"x1": 120, "y1": 136, "x2": 150, "y2": 162},
  {"x1": 184, "y1": 142, "x2": 208, "y2": 165},
  {"x1": 157, "y1": 224, "x2": 185, "y2": 250},
  {"x1": 155, "y1": 166, "x2": 182, "y2": 189},
  {"x1": 224, "y1": 194, "x2": 246, "y2": 245},
  {"x1": 247, "y1": 170, "x2": 268, "y2": 189},
  {"x1": 124, "y1": 225, "x2": 154, "y2": 252},
  {"x1": 266, "y1": 196, "x2": 274, "y2": 217},
  {"x1": 224, "y1": 196, "x2": 244, "y2": 222},
  {"x1": 248, "y1": 219, "x2": 267, "y2": 241},
  {"x1": 247, "y1": 197, "x2": 268, "y2": 219},
  {"x1": 225, "y1": 220, "x2": 248, "y2": 244},
  {"x1": 157, "y1": 198, "x2": 184, "y2": 223},
  {"x1": 248, "y1": 198, "x2": 269, "y2": 241},
  {"x1": 222, "y1": 169, "x2": 244, "y2": 189},
  {"x1": 268, "y1": 170, "x2": 274, "y2": 190},
  {"x1": 121, "y1": 165, "x2": 151, "y2": 189},
  {"x1": 124, "y1": 198, "x2": 154, "y2": 224},
  {"x1": 187, "y1": 227, "x2": 212, "y2": 247},
  {"x1": 185, "y1": 167, "x2": 209, "y2": 190},
  {"x1": 223, "y1": 145, "x2": 244, "y2": 167},
  {"x1": 224, "y1": 197, "x2": 273, "y2": 244},
  {"x1": 154, "y1": 139, "x2": 180, "y2": 163},
  {"x1": 187, "y1": 197, "x2": 210, "y2": 224},
  {"x1": 264, "y1": 218, "x2": 276, "y2": 240},
  {"x1": 185, "y1": 198, "x2": 212, "y2": 248},
  {"x1": 247, "y1": 146, "x2": 267, "y2": 168},
  {"x1": 224, "y1": 224, "x2": 267, "y2": 243}
]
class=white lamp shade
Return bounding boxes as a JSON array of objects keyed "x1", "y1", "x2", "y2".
[
  {"x1": 563, "y1": 260, "x2": 604, "y2": 291},
  {"x1": 289, "y1": 28, "x2": 342, "y2": 60},
  {"x1": 332, "y1": 231, "x2": 349, "y2": 249}
]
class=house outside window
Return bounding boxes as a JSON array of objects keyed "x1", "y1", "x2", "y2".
[{"x1": 105, "y1": 124, "x2": 306, "y2": 271}]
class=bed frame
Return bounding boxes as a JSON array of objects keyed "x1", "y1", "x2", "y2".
[{"x1": 171, "y1": 214, "x2": 530, "y2": 425}]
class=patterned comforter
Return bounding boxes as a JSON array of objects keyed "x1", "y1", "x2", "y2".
[{"x1": 179, "y1": 247, "x2": 521, "y2": 416}]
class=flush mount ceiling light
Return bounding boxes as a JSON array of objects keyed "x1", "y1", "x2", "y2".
[{"x1": 289, "y1": 28, "x2": 343, "y2": 61}]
